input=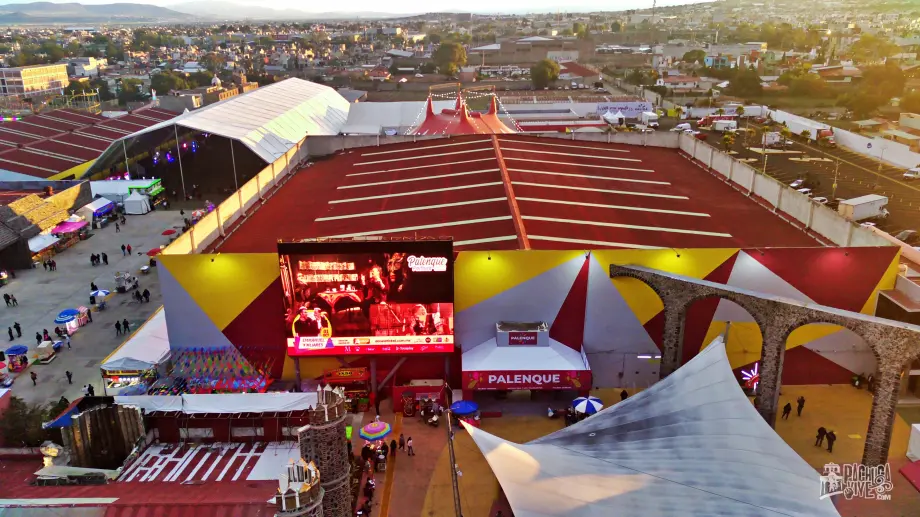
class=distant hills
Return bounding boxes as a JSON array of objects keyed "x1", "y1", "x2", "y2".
[
  {"x1": 168, "y1": 1, "x2": 399, "y2": 20},
  {"x1": 0, "y1": 2, "x2": 187, "y2": 23}
]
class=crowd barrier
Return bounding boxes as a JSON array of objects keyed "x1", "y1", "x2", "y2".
[{"x1": 679, "y1": 133, "x2": 893, "y2": 248}]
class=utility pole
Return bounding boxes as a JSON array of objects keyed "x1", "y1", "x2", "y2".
[
  {"x1": 445, "y1": 406, "x2": 463, "y2": 517},
  {"x1": 832, "y1": 159, "x2": 840, "y2": 199}
]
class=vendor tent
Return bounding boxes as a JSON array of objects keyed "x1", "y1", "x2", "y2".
[
  {"x1": 123, "y1": 191, "x2": 151, "y2": 215},
  {"x1": 101, "y1": 308, "x2": 170, "y2": 371},
  {"x1": 463, "y1": 337, "x2": 840, "y2": 517},
  {"x1": 28, "y1": 233, "x2": 60, "y2": 254},
  {"x1": 76, "y1": 197, "x2": 114, "y2": 220}
]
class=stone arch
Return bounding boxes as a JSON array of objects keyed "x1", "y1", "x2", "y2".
[
  {"x1": 608, "y1": 268, "x2": 669, "y2": 308},
  {"x1": 778, "y1": 316, "x2": 878, "y2": 383},
  {"x1": 674, "y1": 291, "x2": 767, "y2": 368}
]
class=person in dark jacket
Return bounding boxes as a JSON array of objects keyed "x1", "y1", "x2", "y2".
[
  {"x1": 815, "y1": 427, "x2": 827, "y2": 446},
  {"x1": 826, "y1": 431, "x2": 837, "y2": 453}
]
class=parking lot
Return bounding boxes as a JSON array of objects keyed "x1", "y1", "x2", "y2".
[{"x1": 697, "y1": 123, "x2": 920, "y2": 237}]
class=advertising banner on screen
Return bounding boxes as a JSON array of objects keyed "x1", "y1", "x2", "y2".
[
  {"x1": 508, "y1": 332, "x2": 539, "y2": 345},
  {"x1": 279, "y1": 240, "x2": 454, "y2": 356},
  {"x1": 462, "y1": 370, "x2": 592, "y2": 390}
]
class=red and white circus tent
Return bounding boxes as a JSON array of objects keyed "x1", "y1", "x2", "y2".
[{"x1": 410, "y1": 93, "x2": 517, "y2": 136}]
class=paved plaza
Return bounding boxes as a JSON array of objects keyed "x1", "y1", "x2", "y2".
[
  {"x1": 361, "y1": 385, "x2": 920, "y2": 517},
  {"x1": 2, "y1": 209, "x2": 183, "y2": 407}
]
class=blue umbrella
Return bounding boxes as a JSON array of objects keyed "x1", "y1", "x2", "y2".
[
  {"x1": 450, "y1": 400, "x2": 479, "y2": 416},
  {"x1": 573, "y1": 396, "x2": 603, "y2": 415},
  {"x1": 54, "y1": 308, "x2": 80, "y2": 324},
  {"x1": 5, "y1": 345, "x2": 28, "y2": 356},
  {"x1": 90, "y1": 290, "x2": 109, "y2": 298}
]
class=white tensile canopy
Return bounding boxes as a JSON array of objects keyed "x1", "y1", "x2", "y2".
[
  {"x1": 463, "y1": 337, "x2": 841, "y2": 517},
  {"x1": 123, "y1": 191, "x2": 151, "y2": 215},
  {"x1": 101, "y1": 309, "x2": 170, "y2": 372}
]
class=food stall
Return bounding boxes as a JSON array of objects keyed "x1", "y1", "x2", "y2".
[
  {"x1": 76, "y1": 197, "x2": 115, "y2": 229},
  {"x1": 36, "y1": 340, "x2": 61, "y2": 364},
  {"x1": 50, "y1": 216, "x2": 89, "y2": 251},
  {"x1": 322, "y1": 368, "x2": 370, "y2": 413},
  {"x1": 0, "y1": 363, "x2": 11, "y2": 387},
  {"x1": 114, "y1": 272, "x2": 136, "y2": 293},
  {"x1": 28, "y1": 233, "x2": 60, "y2": 265},
  {"x1": 54, "y1": 308, "x2": 88, "y2": 335},
  {"x1": 5, "y1": 345, "x2": 29, "y2": 372},
  {"x1": 393, "y1": 379, "x2": 447, "y2": 414},
  {"x1": 101, "y1": 358, "x2": 158, "y2": 393},
  {"x1": 100, "y1": 308, "x2": 170, "y2": 394}
]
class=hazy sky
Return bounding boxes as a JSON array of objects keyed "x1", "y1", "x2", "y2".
[{"x1": 0, "y1": 0, "x2": 709, "y2": 14}]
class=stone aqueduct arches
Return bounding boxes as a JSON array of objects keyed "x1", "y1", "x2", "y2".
[{"x1": 609, "y1": 264, "x2": 920, "y2": 467}]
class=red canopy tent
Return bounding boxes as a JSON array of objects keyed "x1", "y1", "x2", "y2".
[{"x1": 411, "y1": 94, "x2": 516, "y2": 136}]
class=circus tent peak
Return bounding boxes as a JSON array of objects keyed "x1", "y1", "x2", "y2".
[{"x1": 411, "y1": 91, "x2": 516, "y2": 136}]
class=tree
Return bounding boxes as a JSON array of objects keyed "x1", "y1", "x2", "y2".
[
  {"x1": 611, "y1": 21, "x2": 621, "y2": 32},
  {"x1": 735, "y1": 105, "x2": 745, "y2": 117},
  {"x1": 572, "y1": 22, "x2": 586, "y2": 38},
  {"x1": 847, "y1": 33, "x2": 899, "y2": 64},
  {"x1": 0, "y1": 396, "x2": 53, "y2": 447},
  {"x1": 118, "y1": 78, "x2": 144, "y2": 105},
  {"x1": 531, "y1": 59, "x2": 561, "y2": 89},
  {"x1": 861, "y1": 64, "x2": 905, "y2": 100},
  {"x1": 837, "y1": 91, "x2": 887, "y2": 118},
  {"x1": 722, "y1": 132, "x2": 735, "y2": 151},
  {"x1": 715, "y1": 108, "x2": 725, "y2": 116},
  {"x1": 800, "y1": 129, "x2": 811, "y2": 140},
  {"x1": 727, "y1": 68, "x2": 763, "y2": 97},
  {"x1": 432, "y1": 42, "x2": 467, "y2": 74},
  {"x1": 902, "y1": 91, "x2": 920, "y2": 114},
  {"x1": 150, "y1": 71, "x2": 188, "y2": 94},
  {"x1": 682, "y1": 49, "x2": 706, "y2": 63}
]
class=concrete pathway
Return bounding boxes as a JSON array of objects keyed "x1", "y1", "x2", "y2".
[{"x1": 3, "y1": 210, "x2": 183, "y2": 406}]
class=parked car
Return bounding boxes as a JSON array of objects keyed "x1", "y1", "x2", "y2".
[
  {"x1": 790, "y1": 179, "x2": 805, "y2": 189},
  {"x1": 904, "y1": 168, "x2": 920, "y2": 180},
  {"x1": 797, "y1": 188, "x2": 813, "y2": 197},
  {"x1": 813, "y1": 197, "x2": 828, "y2": 204}
]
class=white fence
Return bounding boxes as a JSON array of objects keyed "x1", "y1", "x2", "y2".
[
  {"x1": 770, "y1": 108, "x2": 920, "y2": 169},
  {"x1": 679, "y1": 132, "x2": 893, "y2": 248}
]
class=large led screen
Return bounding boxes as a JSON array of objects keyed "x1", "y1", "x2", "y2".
[{"x1": 279, "y1": 240, "x2": 454, "y2": 356}]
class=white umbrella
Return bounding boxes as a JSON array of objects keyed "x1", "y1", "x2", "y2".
[{"x1": 572, "y1": 396, "x2": 603, "y2": 415}]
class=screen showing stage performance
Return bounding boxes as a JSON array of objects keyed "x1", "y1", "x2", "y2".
[{"x1": 278, "y1": 240, "x2": 454, "y2": 356}]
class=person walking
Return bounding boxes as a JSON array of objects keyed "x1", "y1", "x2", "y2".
[
  {"x1": 126, "y1": 244, "x2": 132, "y2": 255},
  {"x1": 65, "y1": 371, "x2": 73, "y2": 384},
  {"x1": 114, "y1": 320, "x2": 122, "y2": 336},
  {"x1": 42, "y1": 329, "x2": 50, "y2": 341},
  {"x1": 4, "y1": 293, "x2": 10, "y2": 306},
  {"x1": 42, "y1": 260, "x2": 48, "y2": 271},
  {"x1": 90, "y1": 254, "x2": 96, "y2": 266},
  {"x1": 398, "y1": 433, "x2": 405, "y2": 452},
  {"x1": 815, "y1": 426, "x2": 827, "y2": 446},
  {"x1": 91, "y1": 282, "x2": 98, "y2": 291},
  {"x1": 381, "y1": 441, "x2": 389, "y2": 459},
  {"x1": 65, "y1": 334, "x2": 71, "y2": 349},
  {"x1": 122, "y1": 319, "x2": 130, "y2": 333},
  {"x1": 102, "y1": 253, "x2": 108, "y2": 265},
  {"x1": 10, "y1": 295, "x2": 17, "y2": 306},
  {"x1": 406, "y1": 437, "x2": 415, "y2": 456},
  {"x1": 782, "y1": 402, "x2": 792, "y2": 420},
  {"x1": 142, "y1": 289, "x2": 150, "y2": 303},
  {"x1": 35, "y1": 332, "x2": 41, "y2": 345},
  {"x1": 30, "y1": 371, "x2": 37, "y2": 385},
  {"x1": 7, "y1": 326, "x2": 12, "y2": 341},
  {"x1": 620, "y1": 389, "x2": 628, "y2": 401},
  {"x1": 121, "y1": 244, "x2": 126, "y2": 256},
  {"x1": 50, "y1": 260, "x2": 56, "y2": 271},
  {"x1": 389, "y1": 438, "x2": 397, "y2": 457},
  {"x1": 115, "y1": 222, "x2": 120, "y2": 233},
  {"x1": 87, "y1": 384, "x2": 95, "y2": 396},
  {"x1": 14, "y1": 322, "x2": 21, "y2": 337},
  {"x1": 826, "y1": 431, "x2": 837, "y2": 453},
  {"x1": 796, "y1": 396, "x2": 805, "y2": 417}
]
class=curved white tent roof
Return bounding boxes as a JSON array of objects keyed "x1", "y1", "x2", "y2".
[
  {"x1": 102, "y1": 78, "x2": 350, "y2": 164},
  {"x1": 464, "y1": 337, "x2": 840, "y2": 517}
]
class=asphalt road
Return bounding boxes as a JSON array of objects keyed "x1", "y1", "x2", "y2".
[{"x1": 699, "y1": 124, "x2": 920, "y2": 237}]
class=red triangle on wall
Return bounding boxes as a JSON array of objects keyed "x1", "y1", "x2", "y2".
[{"x1": 549, "y1": 257, "x2": 590, "y2": 351}]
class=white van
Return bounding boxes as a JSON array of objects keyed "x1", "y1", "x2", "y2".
[{"x1": 671, "y1": 123, "x2": 691, "y2": 132}]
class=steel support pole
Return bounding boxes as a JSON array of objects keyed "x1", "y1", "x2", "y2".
[{"x1": 174, "y1": 125, "x2": 187, "y2": 201}]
